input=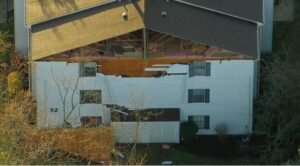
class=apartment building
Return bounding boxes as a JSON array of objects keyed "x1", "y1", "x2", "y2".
[{"x1": 14, "y1": 0, "x2": 272, "y2": 143}]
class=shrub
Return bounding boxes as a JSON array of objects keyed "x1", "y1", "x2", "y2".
[
  {"x1": 7, "y1": 72, "x2": 23, "y2": 95},
  {"x1": 0, "y1": 31, "x2": 13, "y2": 64},
  {"x1": 180, "y1": 121, "x2": 198, "y2": 144},
  {"x1": 215, "y1": 124, "x2": 228, "y2": 142}
]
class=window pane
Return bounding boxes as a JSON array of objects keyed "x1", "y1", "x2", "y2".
[
  {"x1": 191, "y1": 62, "x2": 211, "y2": 76},
  {"x1": 84, "y1": 67, "x2": 96, "y2": 77},
  {"x1": 193, "y1": 68, "x2": 206, "y2": 76},
  {"x1": 188, "y1": 89, "x2": 210, "y2": 103},
  {"x1": 193, "y1": 62, "x2": 206, "y2": 76},
  {"x1": 194, "y1": 95, "x2": 205, "y2": 102},
  {"x1": 191, "y1": 115, "x2": 206, "y2": 129},
  {"x1": 79, "y1": 62, "x2": 97, "y2": 77},
  {"x1": 80, "y1": 90, "x2": 102, "y2": 104}
]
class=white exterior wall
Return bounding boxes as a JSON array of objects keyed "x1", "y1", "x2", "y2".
[
  {"x1": 33, "y1": 60, "x2": 255, "y2": 142},
  {"x1": 112, "y1": 122, "x2": 180, "y2": 143}
]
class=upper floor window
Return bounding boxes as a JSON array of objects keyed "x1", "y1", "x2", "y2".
[
  {"x1": 188, "y1": 115, "x2": 210, "y2": 129},
  {"x1": 80, "y1": 90, "x2": 102, "y2": 104},
  {"x1": 189, "y1": 62, "x2": 211, "y2": 76},
  {"x1": 188, "y1": 89, "x2": 210, "y2": 103},
  {"x1": 79, "y1": 62, "x2": 97, "y2": 77}
]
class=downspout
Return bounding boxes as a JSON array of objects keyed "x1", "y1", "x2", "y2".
[
  {"x1": 143, "y1": 28, "x2": 148, "y2": 59},
  {"x1": 6, "y1": 0, "x2": 8, "y2": 23},
  {"x1": 249, "y1": 77, "x2": 253, "y2": 133}
]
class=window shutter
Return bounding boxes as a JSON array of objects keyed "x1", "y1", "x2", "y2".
[
  {"x1": 189, "y1": 63, "x2": 194, "y2": 77},
  {"x1": 205, "y1": 116, "x2": 210, "y2": 129},
  {"x1": 79, "y1": 63, "x2": 84, "y2": 77},
  {"x1": 97, "y1": 90, "x2": 102, "y2": 104},
  {"x1": 188, "y1": 89, "x2": 193, "y2": 103},
  {"x1": 205, "y1": 89, "x2": 210, "y2": 103},
  {"x1": 206, "y1": 62, "x2": 211, "y2": 76},
  {"x1": 80, "y1": 91, "x2": 84, "y2": 104}
]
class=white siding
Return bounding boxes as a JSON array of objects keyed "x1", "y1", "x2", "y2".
[
  {"x1": 112, "y1": 122, "x2": 180, "y2": 143},
  {"x1": 33, "y1": 60, "x2": 255, "y2": 142}
]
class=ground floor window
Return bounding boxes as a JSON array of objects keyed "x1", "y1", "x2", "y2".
[
  {"x1": 80, "y1": 90, "x2": 102, "y2": 104},
  {"x1": 80, "y1": 116, "x2": 102, "y2": 127},
  {"x1": 188, "y1": 115, "x2": 210, "y2": 129}
]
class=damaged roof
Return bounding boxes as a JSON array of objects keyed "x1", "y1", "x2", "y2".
[{"x1": 24, "y1": 0, "x2": 264, "y2": 60}]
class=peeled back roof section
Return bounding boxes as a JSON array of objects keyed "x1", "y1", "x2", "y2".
[{"x1": 29, "y1": 0, "x2": 263, "y2": 60}]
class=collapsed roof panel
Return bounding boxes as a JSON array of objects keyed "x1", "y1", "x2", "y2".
[
  {"x1": 178, "y1": 0, "x2": 264, "y2": 23},
  {"x1": 30, "y1": 0, "x2": 145, "y2": 60},
  {"x1": 145, "y1": 0, "x2": 260, "y2": 57}
]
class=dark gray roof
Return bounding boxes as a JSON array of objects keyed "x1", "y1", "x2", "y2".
[
  {"x1": 178, "y1": 0, "x2": 264, "y2": 23},
  {"x1": 145, "y1": 0, "x2": 260, "y2": 57}
]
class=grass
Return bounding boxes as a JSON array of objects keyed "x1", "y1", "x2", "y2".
[{"x1": 145, "y1": 145, "x2": 260, "y2": 165}]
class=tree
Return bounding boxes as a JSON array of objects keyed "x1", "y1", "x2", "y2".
[{"x1": 254, "y1": 50, "x2": 300, "y2": 164}]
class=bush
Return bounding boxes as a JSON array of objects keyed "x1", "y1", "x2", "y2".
[
  {"x1": 0, "y1": 31, "x2": 13, "y2": 64},
  {"x1": 215, "y1": 124, "x2": 228, "y2": 142},
  {"x1": 188, "y1": 136, "x2": 241, "y2": 158},
  {"x1": 180, "y1": 121, "x2": 198, "y2": 144},
  {"x1": 7, "y1": 72, "x2": 23, "y2": 95}
]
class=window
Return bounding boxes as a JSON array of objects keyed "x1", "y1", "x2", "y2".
[
  {"x1": 189, "y1": 61, "x2": 211, "y2": 76},
  {"x1": 80, "y1": 116, "x2": 102, "y2": 127},
  {"x1": 189, "y1": 115, "x2": 210, "y2": 129},
  {"x1": 79, "y1": 62, "x2": 97, "y2": 77},
  {"x1": 188, "y1": 89, "x2": 210, "y2": 103},
  {"x1": 80, "y1": 90, "x2": 102, "y2": 104}
]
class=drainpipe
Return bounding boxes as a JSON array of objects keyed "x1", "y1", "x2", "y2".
[
  {"x1": 143, "y1": 28, "x2": 148, "y2": 59},
  {"x1": 6, "y1": 0, "x2": 8, "y2": 23}
]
